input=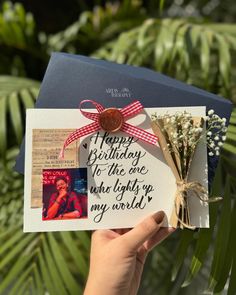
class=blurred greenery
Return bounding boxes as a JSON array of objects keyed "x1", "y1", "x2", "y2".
[{"x1": 0, "y1": 0, "x2": 236, "y2": 294}]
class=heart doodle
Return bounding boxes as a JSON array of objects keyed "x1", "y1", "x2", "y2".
[
  {"x1": 83, "y1": 143, "x2": 88, "y2": 149},
  {"x1": 148, "y1": 196, "x2": 152, "y2": 203}
]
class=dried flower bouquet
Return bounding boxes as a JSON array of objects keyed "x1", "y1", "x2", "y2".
[{"x1": 151, "y1": 110, "x2": 225, "y2": 229}]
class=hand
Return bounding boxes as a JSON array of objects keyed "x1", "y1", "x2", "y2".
[
  {"x1": 84, "y1": 211, "x2": 175, "y2": 295},
  {"x1": 58, "y1": 189, "x2": 67, "y2": 200}
]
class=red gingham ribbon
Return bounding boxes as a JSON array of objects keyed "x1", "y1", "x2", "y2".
[{"x1": 59, "y1": 100, "x2": 158, "y2": 158}]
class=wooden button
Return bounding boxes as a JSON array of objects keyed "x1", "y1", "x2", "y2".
[{"x1": 99, "y1": 108, "x2": 123, "y2": 132}]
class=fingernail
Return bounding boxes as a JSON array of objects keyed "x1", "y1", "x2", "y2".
[{"x1": 153, "y1": 211, "x2": 165, "y2": 225}]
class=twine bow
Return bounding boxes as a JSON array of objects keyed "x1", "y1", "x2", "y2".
[
  {"x1": 59, "y1": 100, "x2": 158, "y2": 158},
  {"x1": 173, "y1": 180, "x2": 222, "y2": 230}
]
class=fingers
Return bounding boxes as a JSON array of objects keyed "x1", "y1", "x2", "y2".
[
  {"x1": 120, "y1": 211, "x2": 165, "y2": 253},
  {"x1": 144, "y1": 227, "x2": 176, "y2": 252},
  {"x1": 114, "y1": 228, "x2": 131, "y2": 235},
  {"x1": 92, "y1": 229, "x2": 119, "y2": 243}
]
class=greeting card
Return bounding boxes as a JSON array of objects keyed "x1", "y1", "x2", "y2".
[{"x1": 24, "y1": 105, "x2": 213, "y2": 232}]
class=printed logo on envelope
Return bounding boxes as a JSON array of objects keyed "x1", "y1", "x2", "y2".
[{"x1": 106, "y1": 88, "x2": 132, "y2": 98}]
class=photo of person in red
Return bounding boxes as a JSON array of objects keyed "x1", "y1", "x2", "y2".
[
  {"x1": 46, "y1": 176, "x2": 82, "y2": 220},
  {"x1": 42, "y1": 168, "x2": 88, "y2": 221}
]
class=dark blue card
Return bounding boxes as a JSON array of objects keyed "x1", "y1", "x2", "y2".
[{"x1": 15, "y1": 52, "x2": 233, "y2": 186}]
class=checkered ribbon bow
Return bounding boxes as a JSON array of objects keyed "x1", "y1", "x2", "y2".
[{"x1": 59, "y1": 100, "x2": 158, "y2": 158}]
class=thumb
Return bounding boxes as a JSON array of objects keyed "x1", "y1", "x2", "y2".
[{"x1": 120, "y1": 211, "x2": 165, "y2": 252}]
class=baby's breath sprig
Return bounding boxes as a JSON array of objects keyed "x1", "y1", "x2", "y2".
[
  {"x1": 205, "y1": 109, "x2": 227, "y2": 156},
  {"x1": 151, "y1": 109, "x2": 227, "y2": 158},
  {"x1": 152, "y1": 112, "x2": 203, "y2": 155}
]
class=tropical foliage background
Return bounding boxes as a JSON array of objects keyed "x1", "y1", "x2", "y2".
[{"x1": 0, "y1": 0, "x2": 236, "y2": 294}]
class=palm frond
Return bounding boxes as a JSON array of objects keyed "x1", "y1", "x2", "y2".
[
  {"x1": 140, "y1": 231, "x2": 180, "y2": 294},
  {"x1": 0, "y1": 227, "x2": 90, "y2": 295},
  {"x1": 0, "y1": 146, "x2": 90, "y2": 294},
  {"x1": 207, "y1": 175, "x2": 231, "y2": 292},
  {"x1": 0, "y1": 147, "x2": 23, "y2": 226},
  {"x1": 181, "y1": 165, "x2": 222, "y2": 287},
  {"x1": 171, "y1": 230, "x2": 194, "y2": 282},
  {"x1": 47, "y1": 1, "x2": 146, "y2": 54},
  {"x1": 214, "y1": 191, "x2": 236, "y2": 293},
  {"x1": 223, "y1": 108, "x2": 236, "y2": 156},
  {"x1": 0, "y1": 75, "x2": 40, "y2": 157},
  {"x1": 228, "y1": 231, "x2": 236, "y2": 294},
  {"x1": 0, "y1": 1, "x2": 49, "y2": 77},
  {"x1": 0, "y1": 2, "x2": 35, "y2": 50},
  {"x1": 94, "y1": 19, "x2": 236, "y2": 97}
]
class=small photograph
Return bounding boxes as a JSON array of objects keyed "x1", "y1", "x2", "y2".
[{"x1": 42, "y1": 168, "x2": 87, "y2": 220}]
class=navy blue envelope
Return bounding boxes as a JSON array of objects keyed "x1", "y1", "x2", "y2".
[{"x1": 15, "y1": 52, "x2": 233, "y2": 185}]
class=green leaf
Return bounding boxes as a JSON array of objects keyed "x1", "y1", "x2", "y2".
[
  {"x1": 230, "y1": 117, "x2": 236, "y2": 124},
  {"x1": 169, "y1": 21, "x2": 188, "y2": 68},
  {"x1": 0, "y1": 233, "x2": 35, "y2": 270},
  {"x1": 227, "y1": 131, "x2": 236, "y2": 141},
  {"x1": 38, "y1": 249, "x2": 55, "y2": 295},
  {"x1": 181, "y1": 206, "x2": 219, "y2": 287},
  {"x1": 0, "y1": 76, "x2": 40, "y2": 97},
  {"x1": 8, "y1": 265, "x2": 34, "y2": 295},
  {"x1": 154, "y1": 20, "x2": 169, "y2": 71},
  {"x1": 0, "y1": 96, "x2": 7, "y2": 157},
  {"x1": 33, "y1": 265, "x2": 44, "y2": 295},
  {"x1": 223, "y1": 143, "x2": 236, "y2": 154},
  {"x1": 215, "y1": 34, "x2": 231, "y2": 89},
  {"x1": 0, "y1": 228, "x2": 23, "y2": 255},
  {"x1": 0, "y1": 2, "x2": 37, "y2": 50},
  {"x1": 137, "y1": 19, "x2": 155, "y2": 50},
  {"x1": 228, "y1": 249, "x2": 236, "y2": 295},
  {"x1": 42, "y1": 235, "x2": 68, "y2": 295},
  {"x1": 207, "y1": 24, "x2": 236, "y2": 35},
  {"x1": 60, "y1": 232, "x2": 88, "y2": 279},
  {"x1": 156, "y1": 19, "x2": 185, "y2": 72},
  {"x1": 0, "y1": 246, "x2": 35, "y2": 294},
  {"x1": 171, "y1": 229, "x2": 194, "y2": 281},
  {"x1": 227, "y1": 124, "x2": 236, "y2": 133},
  {"x1": 14, "y1": 3, "x2": 26, "y2": 25},
  {"x1": 8, "y1": 91, "x2": 23, "y2": 144},
  {"x1": 20, "y1": 89, "x2": 35, "y2": 109},
  {"x1": 17, "y1": 277, "x2": 33, "y2": 295},
  {"x1": 9, "y1": 20, "x2": 26, "y2": 47},
  {"x1": 0, "y1": 224, "x2": 21, "y2": 239},
  {"x1": 48, "y1": 232, "x2": 82, "y2": 295},
  {"x1": 200, "y1": 30, "x2": 212, "y2": 87},
  {"x1": 0, "y1": 75, "x2": 39, "y2": 157},
  {"x1": 159, "y1": 0, "x2": 165, "y2": 15},
  {"x1": 207, "y1": 176, "x2": 232, "y2": 292},
  {"x1": 74, "y1": 231, "x2": 91, "y2": 251},
  {"x1": 189, "y1": 25, "x2": 200, "y2": 48},
  {"x1": 214, "y1": 192, "x2": 236, "y2": 292},
  {"x1": 182, "y1": 163, "x2": 222, "y2": 287}
]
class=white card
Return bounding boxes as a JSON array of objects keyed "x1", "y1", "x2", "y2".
[{"x1": 24, "y1": 106, "x2": 208, "y2": 232}]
